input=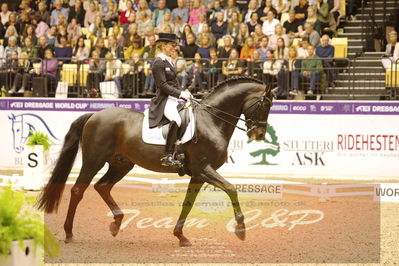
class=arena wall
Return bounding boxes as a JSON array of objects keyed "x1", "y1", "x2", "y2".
[{"x1": 1, "y1": 98, "x2": 398, "y2": 178}]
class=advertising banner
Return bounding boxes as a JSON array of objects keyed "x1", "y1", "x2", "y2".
[{"x1": 0, "y1": 98, "x2": 398, "y2": 178}]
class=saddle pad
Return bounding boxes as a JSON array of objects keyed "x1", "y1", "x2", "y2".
[{"x1": 142, "y1": 108, "x2": 195, "y2": 145}]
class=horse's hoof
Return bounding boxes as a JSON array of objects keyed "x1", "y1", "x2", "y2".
[
  {"x1": 235, "y1": 223, "x2": 246, "y2": 241},
  {"x1": 65, "y1": 236, "x2": 74, "y2": 243},
  {"x1": 179, "y1": 239, "x2": 192, "y2": 247},
  {"x1": 110, "y1": 222, "x2": 120, "y2": 237}
]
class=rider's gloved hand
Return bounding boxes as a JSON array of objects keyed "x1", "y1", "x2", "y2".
[{"x1": 179, "y1": 90, "x2": 192, "y2": 100}]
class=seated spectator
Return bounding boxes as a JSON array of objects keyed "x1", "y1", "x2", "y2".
[
  {"x1": 124, "y1": 51, "x2": 144, "y2": 97},
  {"x1": 240, "y1": 36, "x2": 256, "y2": 60},
  {"x1": 258, "y1": 0, "x2": 277, "y2": 22},
  {"x1": 268, "y1": 24, "x2": 289, "y2": 50},
  {"x1": 125, "y1": 38, "x2": 144, "y2": 58},
  {"x1": 172, "y1": 15, "x2": 185, "y2": 38},
  {"x1": 173, "y1": 48, "x2": 188, "y2": 89},
  {"x1": 21, "y1": 37, "x2": 38, "y2": 59},
  {"x1": 301, "y1": 22, "x2": 320, "y2": 47},
  {"x1": 275, "y1": 37, "x2": 289, "y2": 59},
  {"x1": 118, "y1": 0, "x2": 129, "y2": 12},
  {"x1": 198, "y1": 33, "x2": 213, "y2": 59},
  {"x1": 382, "y1": 31, "x2": 399, "y2": 70},
  {"x1": 40, "y1": 48, "x2": 58, "y2": 86},
  {"x1": 283, "y1": 9, "x2": 303, "y2": 40},
  {"x1": 72, "y1": 36, "x2": 89, "y2": 62},
  {"x1": 87, "y1": 50, "x2": 106, "y2": 94},
  {"x1": 210, "y1": 11, "x2": 228, "y2": 42},
  {"x1": 300, "y1": 45, "x2": 322, "y2": 95},
  {"x1": 316, "y1": 0, "x2": 329, "y2": 33},
  {"x1": 304, "y1": 6, "x2": 321, "y2": 34},
  {"x1": 7, "y1": 51, "x2": 20, "y2": 94},
  {"x1": 102, "y1": 2, "x2": 119, "y2": 30},
  {"x1": 286, "y1": 47, "x2": 301, "y2": 96},
  {"x1": 91, "y1": 38, "x2": 110, "y2": 58},
  {"x1": 192, "y1": 12, "x2": 207, "y2": 35},
  {"x1": 224, "y1": 0, "x2": 240, "y2": 22},
  {"x1": 1, "y1": 3, "x2": 11, "y2": 25},
  {"x1": 262, "y1": 49, "x2": 284, "y2": 89},
  {"x1": 208, "y1": 47, "x2": 222, "y2": 86},
  {"x1": 198, "y1": 24, "x2": 216, "y2": 47},
  {"x1": 108, "y1": 36, "x2": 124, "y2": 59},
  {"x1": 181, "y1": 32, "x2": 199, "y2": 60},
  {"x1": 55, "y1": 35, "x2": 72, "y2": 64},
  {"x1": 123, "y1": 23, "x2": 142, "y2": 47},
  {"x1": 297, "y1": 37, "x2": 310, "y2": 58},
  {"x1": 56, "y1": 25, "x2": 68, "y2": 45},
  {"x1": 120, "y1": 0, "x2": 136, "y2": 29},
  {"x1": 188, "y1": 0, "x2": 206, "y2": 26},
  {"x1": 316, "y1": 34, "x2": 335, "y2": 88},
  {"x1": 35, "y1": 18, "x2": 49, "y2": 39},
  {"x1": 9, "y1": 52, "x2": 32, "y2": 94},
  {"x1": 104, "y1": 52, "x2": 123, "y2": 96},
  {"x1": 137, "y1": 12, "x2": 154, "y2": 37},
  {"x1": 21, "y1": 25, "x2": 37, "y2": 46},
  {"x1": 67, "y1": 18, "x2": 82, "y2": 45},
  {"x1": 51, "y1": 0, "x2": 69, "y2": 26},
  {"x1": 3, "y1": 36, "x2": 21, "y2": 61},
  {"x1": 252, "y1": 24, "x2": 266, "y2": 47},
  {"x1": 180, "y1": 24, "x2": 195, "y2": 45},
  {"x1": 56, "y1": 12, "x2": 68, "y2": 30},
  {"x1": 4, "y1": 12, "x2": 21, "y2": 36},
  {"x1": 218, "y1": 35, "x2": 234, "y2": 59},
  {"x1": 222, "y1": 48, "x2": 244, "y2": 80},
  {"x1": 34, "y1": 2, "x2": 50, "y2": 25},
  {"x1": 187, "y1": 52, "x2": 205, "y2": 92},
  {"x1": 142, "y1": 35, "x2": 157, "y2": 59},
  {"x1": 272, "y1": 0, "x2": 289, "y2": 19},
  {"x1": 247, "y1": 49, "x2": 263, "y2": 79},
  {"x1": 89, "y1": 15, "x2": 105, "y2": 40},
  {"x1": 19, "y1": 11, "x2": 32, "y2": 35},
  {"x1": 209, "y1": 0, "x2": 223, "y2": 21},
  {"x1": 68, "y1": 0, "x2": 85, "y2": 26},
  {"x1": 172, "y1": 0, "x2": 189, "y2": 23},
  {"x1": 157, "y1": 11, "x2": 175, "y2": 33},
  {"x1": 37, "y1": 36, "x2": 52, "y2": 59},
  {"x1": 258, "y1": 36, "x2": 270, "y2": 59},
  {"x1": 247, "y1": 12, "x2": 259, "y2": 34},
  {"x1": 294, "y1": 0, "x2": 309, "y2": 25},
  {"x1": 46, "y1": 25, "x2": 58, "y2": 47},
  {"x1": 143, "y1": 57, "x2": 154, "y2": 94},
  {"x1": 109, "y1": 25, "x2": 125, "y2": 47},
  {"x1": 243, "y1": 0, "x2": 259, "y2": 24},
  {"x1": 234, "y1": 23, "x2": 250, "y2": 53},
  {"x1": 152, "y1": 0, "x2": 171, "y2": 27},
  {"x1": 262, "y1": 10, "x2": 280, "y2": 36},
  {"x1": 84, "y1": 1, "x2": 98, "y2": 28},
  {"x1": 3, "y1": 25, "x2": 19, "y2": 48}
]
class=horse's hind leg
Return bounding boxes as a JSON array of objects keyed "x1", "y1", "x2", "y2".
[
  {"x1": 64, "y1": 160, "x2": 105, "y2": 243},
  {"x1": 94, "y1": 160, "x2": 134, "y2": 237},
  {"x1": 173, "y1": 176, "x2": 204, "y2": 247},
  {"x1": 200, "y1": 164, "x2": 246, "y2": 241}
]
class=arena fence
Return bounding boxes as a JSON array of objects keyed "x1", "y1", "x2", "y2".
[{"x1": 1, "y1": 56, "x2": 397, "y2": 99}]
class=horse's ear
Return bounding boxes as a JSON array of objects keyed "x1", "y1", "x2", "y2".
[{"x1": 8, "y1": 113, "x2": 16, "y2": 120}]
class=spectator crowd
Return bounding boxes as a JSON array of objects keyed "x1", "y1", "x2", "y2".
[{"x1": 0, "y1": 0, "x2": 346, "y2": 97}]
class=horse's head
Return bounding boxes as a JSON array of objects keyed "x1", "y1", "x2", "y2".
[
  {"x1": 9, "y1": 114, "x2": 24, "y2": 153},
  {"x1": 242, "y1": 86, "x2": 273, "y2": 141}
]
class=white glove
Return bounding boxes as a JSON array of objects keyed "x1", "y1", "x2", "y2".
[{"x1": 179, "y1": 90, "x2": 192, "y2": 100}]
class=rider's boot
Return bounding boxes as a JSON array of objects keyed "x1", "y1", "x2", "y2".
[{"x1": 161, "y1": 121, "x2": 182, "y2": 167}]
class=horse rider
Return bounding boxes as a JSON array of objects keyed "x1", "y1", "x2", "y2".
[{"x1": 148, "y1": 32, "x2": 192, "y2": 167}]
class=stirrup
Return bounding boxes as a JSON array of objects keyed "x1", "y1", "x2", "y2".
[{"x1": 160, "y1": 153, "x2": 182, "y2": 167}]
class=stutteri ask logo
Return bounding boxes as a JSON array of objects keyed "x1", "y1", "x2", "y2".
[{"x1": 248, "y1": 124, "x2": 280, "y2": 165}]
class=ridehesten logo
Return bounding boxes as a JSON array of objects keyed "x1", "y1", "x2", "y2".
[{"x1": 337, "y1": 134, "x2": 399, "y2": 151}]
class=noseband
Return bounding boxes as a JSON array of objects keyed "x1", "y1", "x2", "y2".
[{"x1": 193, "y1": 89, "x2": 273, "y2": 133}]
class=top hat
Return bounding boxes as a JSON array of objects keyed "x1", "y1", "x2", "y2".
[{"x1": 156, "y1": 33, "x2": 178, "y2": 44}]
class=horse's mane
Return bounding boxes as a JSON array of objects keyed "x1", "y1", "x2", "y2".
[{"x1": 202, "y1": 76, "x2": 268, "y2": 100}]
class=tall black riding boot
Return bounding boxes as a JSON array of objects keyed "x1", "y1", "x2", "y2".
[{"x1": 160, "y1": 121, "x2": 182, "y2": 167}]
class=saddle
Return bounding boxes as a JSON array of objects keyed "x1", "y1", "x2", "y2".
[{"x1": 142, "y1": 103, "x2": 195, "y2": 146}]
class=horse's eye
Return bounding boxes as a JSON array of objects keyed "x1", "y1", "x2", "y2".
[{"x1": 16, "y1": 129, "x2": 20, "y2": 132}]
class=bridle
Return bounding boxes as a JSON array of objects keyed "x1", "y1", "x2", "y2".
[{"x1": 192, "y1": 89, "x2": 273, "y2": 133}]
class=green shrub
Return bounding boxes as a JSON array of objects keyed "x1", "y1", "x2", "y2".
[
  {"x1": 0, "y1": 187, "x2": 59, "y2": 258},
  {"x1": 26, "y1": 131, "x2": 52, "y2": 152}
]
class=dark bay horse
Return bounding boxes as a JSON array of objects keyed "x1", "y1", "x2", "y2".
[{"x1": 37, "y1": 76, "x2": 274, "y2": 247}]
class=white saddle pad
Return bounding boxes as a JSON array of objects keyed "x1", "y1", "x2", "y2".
[{"x1": 142, "y1": 107, "x2": 195, "y2": 145}]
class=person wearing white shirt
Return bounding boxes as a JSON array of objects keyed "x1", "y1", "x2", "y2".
[
  {"x1": 105, "y1": 52, "x2": 123, "y2": 97},
  {"x1": 262, "y1": 11, "x2": 280, "y2": 36},
  {"x1": 0, "y1": 3, "x2": 11, "y2": 25}
]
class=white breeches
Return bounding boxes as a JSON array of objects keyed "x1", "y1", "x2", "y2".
[{"x1": 164, "y1": 96, "x2": 181, "y2": 127}]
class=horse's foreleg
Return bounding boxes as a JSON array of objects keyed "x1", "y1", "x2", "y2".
[
  {"x1": 201, "y1": 164, "x2": 246, "y2": 241},
  {"x1": 94, "y1": 161, "x2": 134, "y2": 237},
  {"x1": 173, "y1": 176, "x2": 204, "y2": 247}
]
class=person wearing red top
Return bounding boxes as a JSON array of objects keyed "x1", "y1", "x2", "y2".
[{"x1": 119, "y1": 0, "x2": 135, "y2": 25}]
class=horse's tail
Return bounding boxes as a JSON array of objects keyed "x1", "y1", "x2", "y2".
[{"x1": 37, "y1": 113, "x2": 94, "y2": 213}]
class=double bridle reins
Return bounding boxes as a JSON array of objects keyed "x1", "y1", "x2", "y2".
[{"x1": 191, "y1": 90, "x2": 273, "y2": 133}]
